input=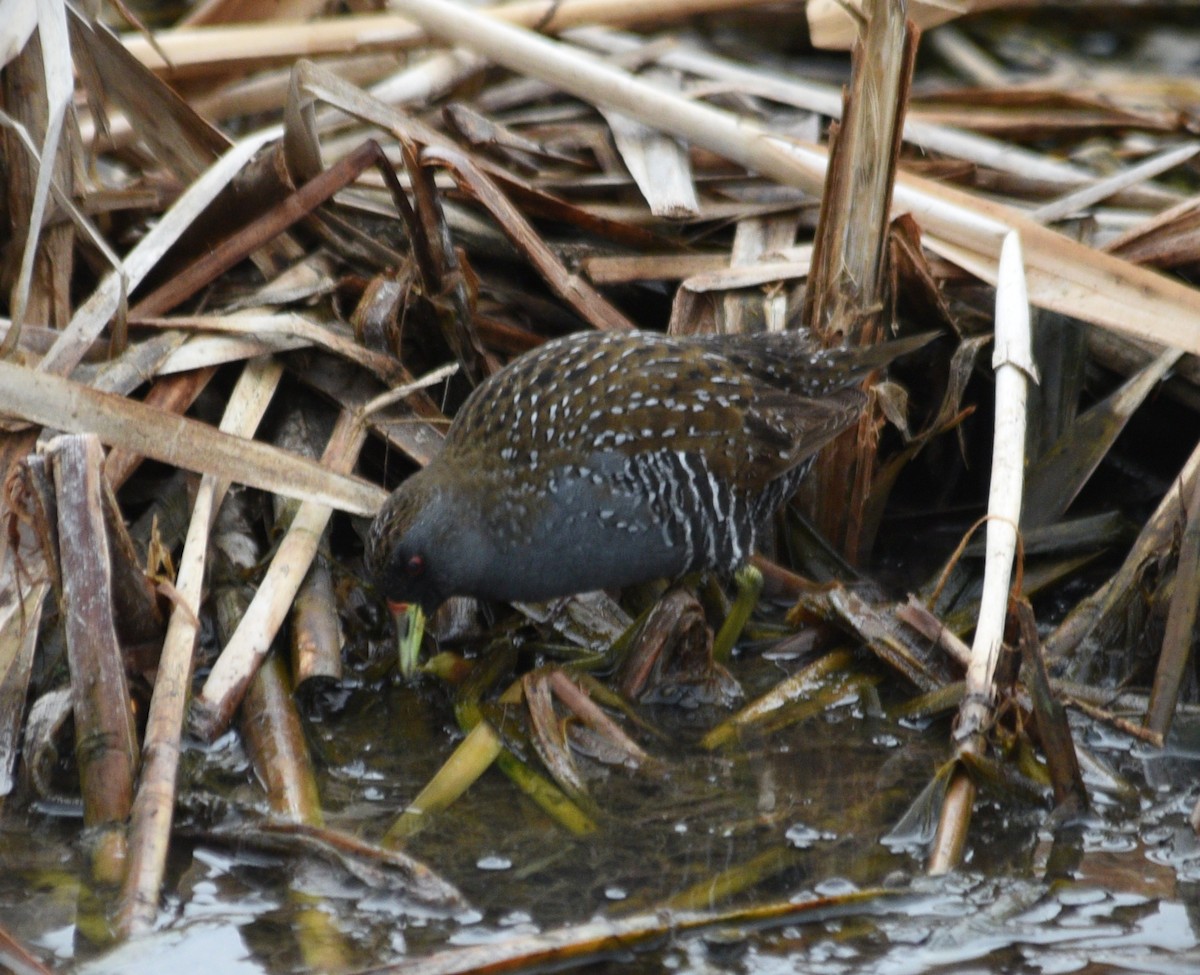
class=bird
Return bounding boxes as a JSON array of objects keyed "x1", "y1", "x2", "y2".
[{"x1": 366, "y1": 328, "x2": 933, "y2": 671}]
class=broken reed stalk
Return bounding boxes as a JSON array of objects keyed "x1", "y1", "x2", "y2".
[
  {"x1": 84, "y1": 332, "x2": 190, "y2": 396},
  {"x1": 4, "y1": 10, "x2": 73, "y2": 354},
  {"x1": 359, "y1": 888, "x2": 896, "y2": 975},
  {"x1": 227, "y1": 534, "x2": 351, "y2": 969},
  {"x1": 805, "y1": 0, "x2": 916, "y2": 560},
  {"x1": 205, "y1": 484, "x2": 326, "y2": 825},
  {"x1": 1107, "y1": 193, "x2": 1200, "y2": 267},
  {"x1": 421, "y1": 145, "x2": 636, "y2": 332},
  {"x1": 290, "y1": 560, "x2": 344, "y2": 687},
  {"x1": 243, "y1": 653, "x2": 325, "y2": 825},
  {"x1": 0, "y1": 574, "x2": 43, "y2": 798},
  {"x1": 1045, "y1": 436, "x2": 1200, "y2": 676},
  {"x1": 36, "y1": 129, "x2": 280, "y2": 378},
  {"x1": 130, "y1": 313, "x2": 412, "y2": 388},
  {"x1": 455, "y1": 661, "x2": 599, "y2": 836},
  {"x1": 7, "y1": 147, "x2": 63, "y2": 353},
  {"x1": 928, "y1": 231, "x2": 1033, "y2": 875},
  {"x1": 129, "y1": 140, "x2": 385, "y2": 320},
  {"x1": 599, "y1": 68, "x2": 700, "y2": 220},
  {"x1": 804, "y1": 0, "x2": 911, "y2": 341},
  {"x1": 116, "y1": 358, "x2": 284, "y2": 937},
  {"x1": 825, "y1": 587, "x2": 949, "y2": 691},
  {"x1": 523, "y1": 669, "x2": 651, "y2": 802},
  {"x1": 525, "y1": 667, "x2": 590, "y2": 802},
  {"x1": 1145, "y1": 471, "x2": 1200, "y2": 738},
  {"x1": 1028, "y1": 142, "x2": 1200, "y2": 225},
  {"x1": 701, "y1": 650, "x2": 855, "y2": 749},
  {"x1": 1022, "y1": 348, "x2": 1183, "y2": 532},
  {"x1": 0, "y1": 358, "x2": 383, "y2": 516},
  {"x1": 392, "y1": 0, "x2": 1200, "y2": 355},
  {"x1": 0, "y1": 456, "x2": 52, "y2": 797},
  {"x1": 252, "y1": 822, "x2": 465, "y2": 909},
  {"x1": 808, "y1": 0, "x2": 956, "y2": 50},
  {"x1": 1018, "y1": 601, "x2": 1087, "y2": 813},
  {"x1": 97, "y1": 469, "x2": 164, "y2": 652},
  {"x1": 48, "y1": 434, "x2": 139, "y2": 884},
  {"x1": 103, "y1": 367, "x2": 218, "y2": 490},
  {"x1": 383, "y1": 722, "x2": 504, "y2": 846},
  {"x1": 393, "y1": 136, "x2": 492, "y2": 383},
  {"x1": 190, "y1": 409, "x2": 368, "y2": 742},
  {"x1": 269, "y1": 408, "x2": 346, "y2": 691}
]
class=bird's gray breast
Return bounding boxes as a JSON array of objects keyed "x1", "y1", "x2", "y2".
[
  {"x1": 475, "y1": 438, "x2": 773, "y2": 604},
  {"x1": 477, "y1": 451, "x2": 694, "y2": 602}
]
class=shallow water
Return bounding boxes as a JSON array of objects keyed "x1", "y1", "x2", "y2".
[{"x1": 3, "y1": 658, "x2": 1199, "y2": 974}]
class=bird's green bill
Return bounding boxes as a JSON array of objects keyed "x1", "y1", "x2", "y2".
[{"x1": 391, "y1": 602, "x2": 426, "y2": 676}]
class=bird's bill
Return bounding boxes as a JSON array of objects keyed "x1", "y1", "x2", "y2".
[{"x1": 390, "y1": 601, "x2": 426, "y2": 676}]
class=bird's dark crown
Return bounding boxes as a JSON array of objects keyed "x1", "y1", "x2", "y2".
[{"x1": 367, "y1": 468, "x2": 452, "y2": 615}]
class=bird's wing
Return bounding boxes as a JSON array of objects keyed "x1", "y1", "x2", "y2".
[{"x1": 734, "y1": 387, "x2": 865, "y2": 492}]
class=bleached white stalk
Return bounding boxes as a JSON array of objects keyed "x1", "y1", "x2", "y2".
[
  {"x1": 568, "y1": 26, "x2": 1156, "y2": 195},
  {"x1": 1030, "y1": 142, "x2": 1199, "y2": 224},
  {"x1": 964, "y1": 231, "x2": 1036, "y2": 713},
  {"x1": 118, "y1": 357, "x2": 284, "y2": 935},
  {"x1": 927, "y1": 231, "x2": 1035, "y2": 876}
]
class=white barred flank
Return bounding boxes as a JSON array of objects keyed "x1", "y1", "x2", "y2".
[{"x1": 616, "y1": 449, "x2": 754, "y2": 575}]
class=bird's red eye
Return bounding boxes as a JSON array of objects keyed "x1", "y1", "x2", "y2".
[{"x1": 406, "y1": 555, "x2": 425, "y2": 576}]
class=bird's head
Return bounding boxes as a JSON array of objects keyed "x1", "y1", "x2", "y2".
[{"x1": 367, "y1": 469, "x2": 456, "y2": 674}]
